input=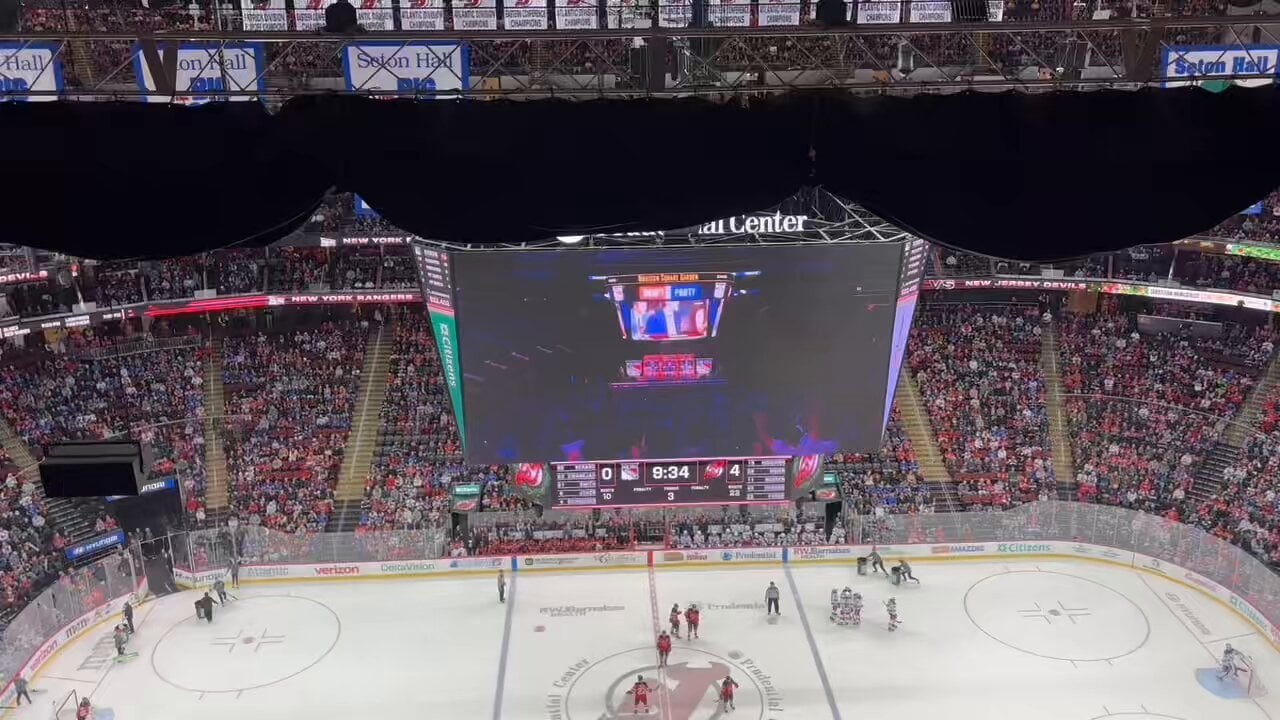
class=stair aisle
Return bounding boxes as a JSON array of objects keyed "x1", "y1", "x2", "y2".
[
  {"x1": 1040, "y1": 323, "x2": 1077, "y2": 488},
  {"x1": 331, "y1": 322, "x2": 393, "y2": 532},
  {"x1": 895, "y1": 371, "x2": 951, "y2": 483},
  {"x1": 0, "y1": 414, "x2": 95, "y2": 543},
  {"x1": 1187, "y1": 351, "x2": 1279, "y2": 503},
  {"x1": 203, "y1": 338, "x2": 231, "y2": 517}
]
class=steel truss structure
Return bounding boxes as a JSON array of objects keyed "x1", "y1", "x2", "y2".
[
  {"x1": 3, "y1": 13, "x2": 1280, "y2": 98},
  {"x1": 431, "y1": 187, "x2": 918, "y2": 249}
]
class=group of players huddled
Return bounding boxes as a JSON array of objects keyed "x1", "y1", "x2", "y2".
[{"x1": 830, "y1": 555, "x2": 917, "y2": 631}]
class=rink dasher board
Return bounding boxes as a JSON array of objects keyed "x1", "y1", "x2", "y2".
[{"x1": 162, "y1": 540, "x2": 1280, "y2": 654}]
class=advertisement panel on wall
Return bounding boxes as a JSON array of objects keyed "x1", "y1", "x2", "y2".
[
  {"x1": 1162, "y1": 45, "x2": 1280, "y2": 89},
  {"x1": 132, "y1": 43, "x2": 265, "y2": 104},
  {"x1": 345, "y1": 42, "x2": 471, "y2": 96},
  {"x1": 0, "y1": 43, "x2": 64, "y2": 102},
  {"x1": 343, "y1": 42, "x2": 470, "y2": 95}
]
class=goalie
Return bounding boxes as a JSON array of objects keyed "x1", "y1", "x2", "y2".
[{"x1": 1218, "y1": 643, "x2": 1249, "y2": 681}]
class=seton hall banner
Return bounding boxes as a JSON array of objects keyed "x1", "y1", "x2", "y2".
[{"x1": 343, "y1": 43, "x2": 471, "y2": 95}]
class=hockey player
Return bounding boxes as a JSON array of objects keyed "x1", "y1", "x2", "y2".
[
  {"x1": 685, "y1": 605, "x2": 700, "y2": 640},
  {"x1": 122, "y1": 600, "x2": 135, "y2": 634},
  {"x1": 213, "y1": 578, "x2": 229, "y2": 604},
  {"x1": 229, "y1": 557, "x2": 241, "y2": 590},
  {"x1": 75, "y1": 697, "x2": 92, "y2": 720},
  {"x1": 868, "y1": 548, "x2": 887, "y2": 575},
  {"x1": 627, "y1": 675, "x2": 655, "y2": 714},
  {"x1": 885, "y1": 597, "x2": 900, "y2": 632},
  {"x1": 670, "y1": 604, "x2": 682, "y2": 638},
  {"x1": 196, "y1": 592, "x2": 216, "y2": 623},
  {"x1": 897, "y1": 560, "x2": 919, "y2": 583},
  {"x1": 1218, "y1": 643, "x2": 1248, "y2": 680},
  {"x1": 656, "y1": 632, "x2": 672, "y2": 668},
  {"x1": 719, "y1": 674, "x2": 740, "y2": 712},
  {"x1": 851, "y1": 592, "x2": 863, "y2": 626},
  {"x1": 497, "y1": 570, "x2": 506, "y2": 604},
  {"x1": 829, "y1": 588, "x2": 840, "y2": 623}
]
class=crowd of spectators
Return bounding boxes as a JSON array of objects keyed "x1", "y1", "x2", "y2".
[
  {"x1": 670, "y1": 507, "x2": 842, "y2": 547},
  {"x1": 908, "y1": 304, "x2": 1055, "y2": 493},
  {"x1": 0, "y1": 346, "x2": 209, "y2": 521},
  {"x1": 222, "y1": 323, "x2": 367, "y2": 533},
  {"x1": 827, "y1": 405, "x2": 929, "y2": 516},
  {"x1": 1057, "y1": 303, "x2": 1266, "y2": 520}
]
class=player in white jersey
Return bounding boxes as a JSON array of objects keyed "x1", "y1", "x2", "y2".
[
  {"x1": 885, "y1": 597, "x2": 900, "y2": 631},
  {"x1": 850, "y1": 592, "x2": 863, "y2": 626},
  {"x1": 829, "y1": 589, "x2": 840, "y2": 623}
]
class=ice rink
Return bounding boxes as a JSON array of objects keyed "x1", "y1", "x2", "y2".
[{"x1": 11, "y1": 558, "x2": 1280, "y2": 720}]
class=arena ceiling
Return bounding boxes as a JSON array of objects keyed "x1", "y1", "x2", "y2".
[{"x1": 3, "y1": 88, "x2": 1279, "y2": 262}]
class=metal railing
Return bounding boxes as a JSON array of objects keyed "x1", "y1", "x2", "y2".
[
  {"x1": 182, "y1": 525, "x2": 450, "y2": 570},
  {"x1": 850, "y1": 500, "x2": 1280, "y2": 631},
  {"x1": 72, "y1": 335, "x2": 204, "y2": 360}
]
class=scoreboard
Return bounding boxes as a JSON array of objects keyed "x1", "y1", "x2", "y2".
[{"x1": 550, "y1": 457, "x2": 790, "y2": 508}]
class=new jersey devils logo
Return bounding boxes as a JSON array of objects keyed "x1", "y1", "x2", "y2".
[
  {"x1": 251, "y1": 0, "x2": 273, "y2": 10},
  {"x1": 702, "y1": 460, "x2": 726, "y2": 481},
  {"x1": 793, "y1": 454, "x2": 821, "y2": 489},
  {"x1": 514, "y1": 463, "x2": 544, "y2": 489}
]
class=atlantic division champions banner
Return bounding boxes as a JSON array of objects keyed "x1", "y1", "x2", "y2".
[
  {"x1": 132, "y1": 43, "x2": 264, "y2": 105},
  {"x1": 555, "y1": 0, "x2": 598, "y2": 29},
  {"x1": 343, "y1": 43, "x2": 470, "y2": 95},
  {"x1": 241, "y1": 0, "x2": 288, "y2": 30},
  {"x1": 0, "y1": 43, "x2": 64, "y2": 102},
  {"x1": 401, "y1": 0, "x2": 448, "y2": 30}
]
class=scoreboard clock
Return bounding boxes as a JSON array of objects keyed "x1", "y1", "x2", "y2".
[{"x1": 549, "y1": 457, "x2": 791, "y2": 508}]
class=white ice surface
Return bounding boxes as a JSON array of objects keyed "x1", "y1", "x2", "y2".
[{"x1": 9, "y1": 560, "x2": 1280, "y2": 720}]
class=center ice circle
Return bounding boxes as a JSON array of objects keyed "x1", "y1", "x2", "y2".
[
  {"x1": 963, "y1": 570, "x2": 1150, "y2": 662},
  {"x1": 151, "y1": 595, "x2": 341, "y2": 694}
]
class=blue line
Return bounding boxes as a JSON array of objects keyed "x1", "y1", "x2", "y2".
[
  {"x1": 783, "y1": 564, "x2": 842, "y2": 720},
  {"x1": 491, "y1": 575, "x2": 517, "y2": 720}
]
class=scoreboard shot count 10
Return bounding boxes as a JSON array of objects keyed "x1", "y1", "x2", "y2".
[{"x1": 549, "y1": 456, "x2": 792, "y2": 508}]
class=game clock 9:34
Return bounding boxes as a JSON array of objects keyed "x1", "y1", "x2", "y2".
[{"x1": 648, "y1": 462, "x2": 696, "y2": 483}]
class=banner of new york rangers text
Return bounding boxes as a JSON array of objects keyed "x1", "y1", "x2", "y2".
[
  {"x1": 505, "y1": 0, "x2": 548, "y2": 30},
  {"x1": 757, "y1": 0, "x2": 800, "y2": 26},
  {"x1": 401, "y1": 0, "x2": 447, "y2": 30},
  {"x1": 132, "y1": 43, "x2": 265, "y2": 105},
  {"x1": 241, "y1": 0, "x2": 288, "y2": 30},
  {"x1": 706, "y1": 0, "x2": 750, "y2": 26},
  {"x1": 454, "y1": 0, "x2": 498, "y2": 30},
  {"x1": 1162, "y1": 46, "x2": 1280, "y2": 88},
  {"x1": 0, "y1": 43, "x2": 64, "y2": 102},
  {"x1": 343, "y1": 43, "x2": 470, "y2": 95},
  {"x1": 556, "y1": 0, "x2": 598, "y2": 29}
]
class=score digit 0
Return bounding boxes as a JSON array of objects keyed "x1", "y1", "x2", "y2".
[{"x1": 600, "y1": 465, "x2": 613, "y2": 481}]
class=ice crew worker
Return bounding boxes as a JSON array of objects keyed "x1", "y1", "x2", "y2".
[
  {"x1": 868, "y1": 548, "x2": 887, "y2": 575},
  {"x1": 122, "y1": 599, "x2": 135, "y2": 633},
  {"x1": 13, "y1": 675, "x2": 31, "y2": 705},
  {"x1": 765, "y1": 582, "x2": 781, "y2": 616}
]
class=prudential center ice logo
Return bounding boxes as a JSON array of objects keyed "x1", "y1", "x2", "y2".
[{"x1": 554, "y1": 647, "x2": 782, "y2": 719}]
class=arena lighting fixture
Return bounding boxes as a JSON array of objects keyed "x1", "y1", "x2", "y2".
[{"x1": 557, "y1": 235, "x2": 586, "y2": 245}]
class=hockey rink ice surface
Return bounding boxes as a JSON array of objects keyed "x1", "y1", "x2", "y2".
[{"x1": 11, "y1": 559, "x2": 1280, "y2": 720}]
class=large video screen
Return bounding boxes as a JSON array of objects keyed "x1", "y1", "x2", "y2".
[{"x1": 453, "y1": 244, "x2": 903, "y2": 463}]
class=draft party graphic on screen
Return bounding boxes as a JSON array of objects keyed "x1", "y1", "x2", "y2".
[{"x1": 452, "y1": 245, "x2": 901, "y2": 463}]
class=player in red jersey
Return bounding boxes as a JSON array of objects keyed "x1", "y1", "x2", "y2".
[
  {"x1": 656, "y1": 632, "x2": 672, "y2": 667},
  {"x1": 628, "y1": 675, "x2": 655, "y2": 713},
  {"x1": 669, "y1": 603, "x2": 682, "y2": 638},
  {"x1": 719, "y1": 674, "x2": 740, "y2": 711},
  {"x1": 685, "y1": 604, "x2": 700, "y2": 639}
]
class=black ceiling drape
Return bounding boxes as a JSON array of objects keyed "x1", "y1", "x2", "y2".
[{"x1": 6, "y1": 88, "x2": 1279, "y2": 261}]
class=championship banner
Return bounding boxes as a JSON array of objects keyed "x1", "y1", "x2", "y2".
[
  {"x1": 132, "y1": 43, "x2": 264, "y2": 105},
  {"x1": 454, "y1": 0, "x2": 499, "y2": 30},
  {"x1": 0, "y1": 43, "x2": 64, "y2": 102},
  {"x1": 356, "y1": 0, "x2": 395, "y2": 30},
  {"x1": 856, "y1": 0, "x2": 901, "y2": 23},
  {"x1": 555, "y1": 0, "x2": 598, "y2": 29},
  {"x1": 342, "y1": 42, "x2": 470, "y2": 95},
  {"x1": 907, "y1": 0, "x2": 1002, "y2": 21},
  {"x1": 758, "y1": 0, "x2": 801, "y2": 26},
  {"x1": 706, "y1": 0, "x2": 750, "y2": 27},
  {"x1": 1162, "y1": 45, "x2": 1280, "y2": 89},
  {"x1": 604, "y1": 0, "x2": 636, "y2": 27},
  {"x1": 504, "y1": 0, "x2": 549, "y2": 30},
  {"x1": 401, "y1": 0, "x2": 447, "y2": 30},
  {"x1": 293, "y1": 0, "x2": 326, "y2": 29},
  {"x1": 241, "y1": 0, "x2": 288, "y2": 30},
  {"x1": 658, "y1": 0, "x2": 691, "y2": 27}
]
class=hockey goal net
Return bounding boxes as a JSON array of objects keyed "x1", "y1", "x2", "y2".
[
  {"x1": 1240, "y1": 654, "x2": 1267, "y2": 698},
  {"x1": 50, "y1": 689, "x2": 77, "y2": 720}
]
